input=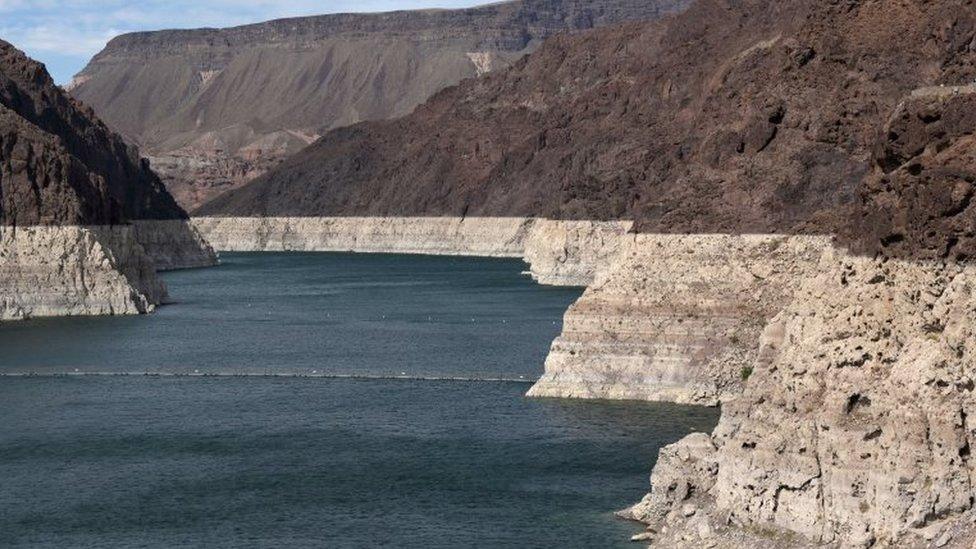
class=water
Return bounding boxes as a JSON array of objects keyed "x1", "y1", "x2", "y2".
[{"x1": 0, "y1": 253, "x2": 718, "y2": 548}]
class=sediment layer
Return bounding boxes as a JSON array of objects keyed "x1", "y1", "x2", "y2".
[
  {"x1": 191, "y1": 216, "x2": 631, "y2": 287},
  {"x1": 0, "y1": 225, "x2": 167, "y2": 320},
  {"x1": 527, "y1": 234, "x2": 831, "y2": 404},
  {"x1": 131, "y1": 220, "x2": 218, "y2": 271},
  {"x1": 621, "y1": 248, "x2": 976, "y2": 547}
]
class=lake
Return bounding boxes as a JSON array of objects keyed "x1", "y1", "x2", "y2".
[{"x1": 0, "y1": 252, "x2": 717, "y2": 547}]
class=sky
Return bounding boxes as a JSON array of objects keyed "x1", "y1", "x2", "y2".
[{"x1": 0, "y1": 0, "x2": 486, "y2": 84}]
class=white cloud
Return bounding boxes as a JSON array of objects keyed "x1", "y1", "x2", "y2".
[{"x1": 2, "y1": 24, "x2": 122, "y2": 56}]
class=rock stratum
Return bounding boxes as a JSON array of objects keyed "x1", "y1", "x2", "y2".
[
  {"x1": 0, "y1": 40, "x2": 216, "y2": 320},
  {"x1": 192, "y1": 216, "x2": 631, "y2": 287},
  {"x1": 70, "y1": 0, "x2": 687, "y2": 210}
]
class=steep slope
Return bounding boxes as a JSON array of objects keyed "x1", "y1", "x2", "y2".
[
  {"x1": 846, "y1": 86, "x2": 976, "y2": 261},
  {"x1": 199, "y1": 0, "x2": 976, "y2": 238},
  {"x1": 0, "y1": 40, "x2": 215, "y2": 319},
  {"x1": 1, "y1": 41, "x2": 183, "y2": 225},
  {"x1": 70, "y1": 0, "x2": 687, "y2": 210}
]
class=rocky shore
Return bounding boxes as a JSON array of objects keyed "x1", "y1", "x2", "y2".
[
  {"x1": 0, "y1": 40, "x2": 218, "y2": 321},
  {"x1": 619, "y1": 251, "x2": 976, "y2": 548},
  {"x1": 0, "y1": 225, "x2": 167, "y2": 320},
  {"x1": 191, "y1": 213, "x2": 976, "y2": 547},
  {"x1": 528, "y1": 234, "x2": 830, "y2": 404},
  {"x1": 192, "y1": 216, "x2": 631, "y2": 287}
]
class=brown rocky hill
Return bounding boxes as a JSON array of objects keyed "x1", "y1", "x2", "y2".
[
  {"x1": 198, "y1": 0, "x2": 976, "y2": 247},
  {"x1": 69, "y1": 0, "x2": 687, "y2": 210},
  {"x1": 0, "y1": 40, "x2": 185, "y2": 226},
  {"x1": 845, "y1": 85, "x2": 976, "y2": 261}
]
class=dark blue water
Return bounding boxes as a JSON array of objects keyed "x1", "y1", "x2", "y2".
[{"x1": 0, "y1": 253, "x2": 718, "y2": 547}]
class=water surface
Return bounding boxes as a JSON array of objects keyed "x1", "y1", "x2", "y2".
[{"x1": 0, "y1": 253, "x2": 718, "y2": 547}]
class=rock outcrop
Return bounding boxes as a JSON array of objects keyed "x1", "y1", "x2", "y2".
[
  {"x1": 192, "y1": 216, "x2": 630, "y2": 287},
  {"x1": 70, "y1": 0, "x2": 687, "y2": 210},
  {"x1": 0, "y1": 40, "x2": 216, "y2": 319},
  {"x1": 846, "y1": 86, "x2": 976, "y2": 263},
  {"x1": 624, "y1": 251, "x2": 976, "y2": 548},
  {"x1": 528, "y1": 235, "x2": 829, "y2": 404},
  {"x1": 0, "y1": 225, "x2": 166, "y2": 320}
]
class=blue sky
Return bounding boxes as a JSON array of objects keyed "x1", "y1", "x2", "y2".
[{"x1": 0, "y1": 1, "x2": 485, "y2": 84}]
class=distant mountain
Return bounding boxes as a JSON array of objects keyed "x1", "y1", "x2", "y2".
[
  {"x1": 0, "y1": 40, "x2": 184, "y2": 226},
  {"x1": 198, "y1": 0, "x2": 976, "y2": 250},
  {"x1": 69, "y1": 0, "x2": 688, "y2": 210}
]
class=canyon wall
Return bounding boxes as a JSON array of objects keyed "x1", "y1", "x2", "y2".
[
  {"x1": 192, "y1": 216, "x2": 630, "y2": 287},
  {"x1": 70, "y1": 0, "x2": 686, "y2": 210},
  {"x1": 622, "y1": 251, "x2": 976, "y2": 548},
  {"x1": 619, "y1": 74, "x2": 976, "y2": 549},
  {"x1": 0, "y1": 225, "x2": 166, "y2": 320},
  {"x1": 527, "y1": 234, "x2": 830, "y2": 405},
  {"x1": 131, "y1": 220, "x2": 218, "y2": 271}
]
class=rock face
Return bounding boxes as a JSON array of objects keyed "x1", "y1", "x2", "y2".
[
  {"x1": 197, "y1": 0, "x2": 976, "y2": 235},
  {"x1": 847, "y1": 86, "x2": 976, "y2": 262},
  {"x1": 0, "y1": 225, "x2": 166, "y2": 320},
  {"x1": 192, "y1": 216, "x2": 630, "y2": 286},
  {"x1": 0, "y1": 40, "x2": 216, "y2": 319},
  {"x1": 527, "y1": 234, "x2": 829, "y2": 404},
  {"x1": 1, "y1": 40, "x2": 184, "y2": 226},
  {"x1": 627, "y1": 251, "x2": 976, "y2": 548},
  {"x1": 130, "y1": 220, "x2": 218, "y2": 271},
  {"x1": 70, "y1": 0, "x2": 687, "y2": 210}
]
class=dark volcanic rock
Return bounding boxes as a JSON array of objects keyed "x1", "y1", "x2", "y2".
[
  {"x1": 845, "y1": 87, "x2": 976, "y2": 261},
  {"x1": 197, "y1": 0, "x2": 976, "y2": 242},
  {"x1": 0, "y1": 40, "x2": 185, "y2": 226},
  {"x1": 70, "y1": 0, "x2": 687, "y2": 210}
]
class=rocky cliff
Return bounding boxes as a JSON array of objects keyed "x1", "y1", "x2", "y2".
[
  {"x1": 70, "y1": 0, "x2": 687, "y2": 210},
  {"x1": 197, "y1": 0, "x2": 976, "y2": 235},
  {"x1": 1, "y1": 41, "x2": 183, "y2": 226},
  {"x1": 192, "y1": 216, "x2": 630, "y2": 286},
  {"x1": 614, "y1": 69, "x2": 976, "y2": 547},
  {"x1": 69, "y1": 0, "x2": 976, "y2": 545},
  {"x1": 527, "y1": 234, "x2": 830, "y2": 405},
  {"x1": 0, "y1": 40, "x2": 215, "y2": 319}
]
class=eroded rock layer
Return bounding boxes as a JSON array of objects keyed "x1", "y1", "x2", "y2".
[
  {"x1": 0, "y1": 225, "x2": 166, "y2": 320},
  {"x1": 70, "y1": 0, "x2": 686, "y2": 210},
  {"x1": 527, "y1": 234, "x2": 830, "y2": 404},
  {"x1": 131, "y1": 220, "x2": 218, "y2": 271},
  {"x1": 192, "y1": 216, "x2": 631, "y2": 287},
  {"x1": 624, "y1": 250, "x2": 976, "y2": 548}
]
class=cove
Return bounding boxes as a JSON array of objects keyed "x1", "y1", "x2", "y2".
[{"x1": 0, "y1": 252, "x2": 718, "y2": 547}]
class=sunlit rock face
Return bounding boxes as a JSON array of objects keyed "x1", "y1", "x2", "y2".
[{"x1": 528, "y1": 234, "x2": 830, "y2": 404}]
